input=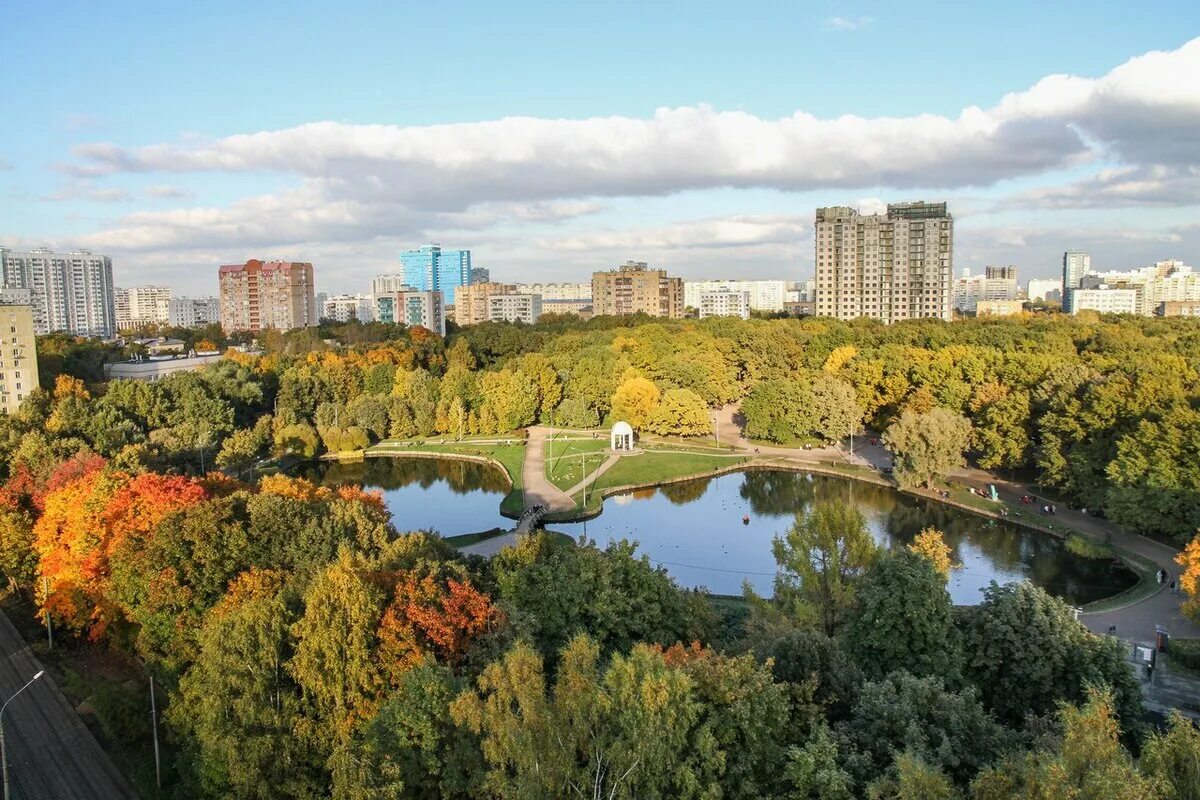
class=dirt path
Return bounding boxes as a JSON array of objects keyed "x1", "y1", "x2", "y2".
[{"x1": 521, "y1": 426, "x2": 576, "y2": 513}]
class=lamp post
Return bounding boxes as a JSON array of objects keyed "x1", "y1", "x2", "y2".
[{"x1": 1, "y1": 669, "x2": 45, "y2": 800}]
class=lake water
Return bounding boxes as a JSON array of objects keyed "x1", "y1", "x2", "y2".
[{"x1": 298, "y1": 458, "x2": 1136, "y2": 606}]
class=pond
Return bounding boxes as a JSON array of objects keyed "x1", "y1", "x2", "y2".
[{"x1": 298, "y1": 458, "x2": 1137, "y2": 606}]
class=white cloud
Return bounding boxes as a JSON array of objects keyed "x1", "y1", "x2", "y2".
[
  {"x1": 144, "y1": 184, "x2": 196, "y2": 199},
  {"x1": 42, "y1": 184, "x2": 131, "y2": 203},
  {"x1": 822, "y1": 16, "x2": 873, "y2": 31}
]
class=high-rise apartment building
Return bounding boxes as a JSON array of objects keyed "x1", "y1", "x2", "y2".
[
  {"x1": 1062, "y1": 250, "x2": 1091, "y2": 292},
  {"x1": 0, "y1": 247, "x2": 116, "y2": 337},
  {"x1": 684, "y1": 280, "x2": 786, "y2": 312},
  {"x1": 591, "y1": 261, "x2": 684, "y2": 318},
  {"x1": 115, "y1": 285, "x2": 172, "y2": 329},
  {"x1": 457, "y1": 282, "x2": 518, "y2": 326},
  {"x1": 0, "y1": 303, "x2": 39, "y2": 414},
  {"x1": 487, "y1": 293, "x2": 542, "y2": 325},
  {"x1": 322, "y1": 294, "x2": 376, "y2": 323},
  {"x1": 698, "y1": 290, "x2": 751, "y2": 319},
  {"x1": 813, "y1": 202, "x2": 954, "y2": 323},
  {"x1": 470, "y1": 267, "x2": 491, "y2": 284},
  {"x1": 218, "y1": 259, "x2": 317, "y2": 333},
  {"x1": 168, "y1": 297, "x2": 222, "y2": 328},
  {"x1": 400, "y1": 245, "x2": 471, "y2": 306},
  {"x1": 375, "y1": 290, "x2": 445, "y2": 335},
  {"x1": 952, "y1": 267, "x2": 1018, "y2": 313}
]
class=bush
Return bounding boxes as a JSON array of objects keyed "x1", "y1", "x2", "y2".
[{"x1": 1172, "y1": 638, "x2": 1200, "y2": 672}]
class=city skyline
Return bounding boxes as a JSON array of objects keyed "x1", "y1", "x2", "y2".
[{"x1": 1, "y1": 3, "x2": 1199, "y2": 294}]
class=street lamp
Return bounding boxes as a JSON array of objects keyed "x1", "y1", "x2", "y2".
[{"x1": 1, "y1": 669, "x2": 45, "y2": 800}]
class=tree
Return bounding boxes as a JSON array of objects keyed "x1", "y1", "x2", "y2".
[
  {"x1": 1178, "y1": 532, "x2": 1200, "y2": 623},
  {"x1": 908, "y1": 528, "x2": 954, "y2": 579},
  {"x1": 783, "y1": 725, "x2": 854, "y2": 800},
  {"x1": 844, "y1": 550, "x2": 961, "y2": 681},
  {"x1": 1139, "y1": 711, "x2": 1200, "y2": 800},
  {"x1": 959, "y1": 582, "x2": 1142, "y2": 729},
  {"x1": 610, "y1": 376, "x2": 661, "y2": 429},
  {"x1": 772, "y1": 501, "x2": 880, "y2": 635},
  {"x1": 645, "y1": 388, "x2": 710, "y2": 437},
  {"x1": 172, "y1": 569, "x2": 319, "y2": 799},
  {"x1": 275, "y1": 423, "x2": 320, "y2": 458},
  {"x1": 883, "y1": 409, "x2": 972, "y2": 489},
  {"x1": 451, "y1": 636, "x2": 720, "y2": 800},
  {"x1": 968, "y1": 383, "x2": 1030, "y2": 472},
  {"x1": 837, "y1": 671, "x2": 1006, "y2": 788},
  {"x1": 810, "y1": 374, "x2": 861, "y2": 444},
  {"x1": 742, "y1": 379, "x2": 814, "y2": 444},
  {"x1": 867, "y1": 752, "x2": 958, "y2": 800},
  {"x1": 0, "y1": 506, "x2": 36, "y2": 594},
  {"x1": 334, "y1": 659, "x2": 483, "y2": 800},
  {"x1": 290, "y1": 550, "x2": 386, "y2": 741},
  {"x1": 477, "y1": 369, "x2": 537, "y2": 432},
  {"x1": 970, "y1": 689, "x2": 1156, "y2": 800}
]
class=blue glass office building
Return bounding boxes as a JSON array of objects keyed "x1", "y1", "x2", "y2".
[{"x1": 400, "y1": 244, "x2": 472, "y2": 305}]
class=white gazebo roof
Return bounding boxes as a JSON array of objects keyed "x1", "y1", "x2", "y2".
[{"x1": 611, "y1": 420, "x2": 633, "y2": 437}]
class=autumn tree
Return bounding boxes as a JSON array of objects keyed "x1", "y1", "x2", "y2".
[
  {"x1": 883, "y1": 408, "x2": 972, "y2": 489},
  {"x1": 1138, "y1": 711, "x2": 1200, "y2": 799},
  {"x1": 772, "y1": 501, "x2": 879, "y2": 636},
  {"x1": 1178, "y1": 532, "x2": 1200, "y2": 622},
  {"x1": 645, "y1": 388, "x2": 710, "y2": 437},
  {"x1": 609, "y1": 375, "x2": 661, "y2": 429},
  {"x1": 908, "y1": 527, "x2": 954, "y2": 579}
]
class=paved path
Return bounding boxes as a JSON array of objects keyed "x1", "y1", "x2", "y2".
[
  {"x1": 520, "y1": 427, "x2": 576, "y2": 513},
  {"x1": 0, "y1": 610, "x2": 139, "y2": 800},
  {"x1": 561, "y1": 453, "x2": 619, "y2": 500}
]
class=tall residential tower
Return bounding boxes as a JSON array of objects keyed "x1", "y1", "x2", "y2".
[
  {"x1": 218, "y1": 259, "x2": 317, "y2": 333},
  {"x1": 0, "y1": 247, "x2": 116, "y2": 337},
  {"x1": 400, "y1": 245, "x2": 472, "y2": 306},
  {"x1": 591, "y1": 261, "x2": 684, "y2": 318},
  {"x1": 813, "y1": 202, "x2": 954, "y2": 324}
]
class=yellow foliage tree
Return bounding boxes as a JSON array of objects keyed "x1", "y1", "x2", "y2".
[
  {"x1": 909, "y1": 527, "x2": 955, "y2": 579},
  {"x1": 822, "y1": 345, "x2": 857, "y2": 373},
  {"x1": 610, "y1": 377, "x2": 661, "y2": 430},
  {"x1": 1176, "y1": 532, "x2": 1200, "y2": 622}
]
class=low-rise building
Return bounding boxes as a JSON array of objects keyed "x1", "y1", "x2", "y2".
[
  {"x1": 488, "y1": 293, "x2": 542, "y2": 324},
  {"x1": 698, "y1": 290, "x2": 751, "y2": 319},
  {"x1": 1157, "y1": 301, "x2": 1200, "y2": 317},
  {"x1": 975, "y1": 300, "x2": 1024, "y2": 317},
  {"x1": 0, "y1": 303, "x2": 39, "y2": 414},
  {"x1": 375, "y1": 290, "x2": 445, "y2": 335},
  {"x1": 104, "y1": 351, "x2": 224, "y2": 382}
]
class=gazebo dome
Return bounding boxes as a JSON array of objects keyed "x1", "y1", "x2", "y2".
[{"x1": 610, "y1": 420, "x2": 635, "y2": 452}]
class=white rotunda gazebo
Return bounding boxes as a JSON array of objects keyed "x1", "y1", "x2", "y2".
[{"x1": 610, "y1": 420, "x2": 635, "y2": 452}]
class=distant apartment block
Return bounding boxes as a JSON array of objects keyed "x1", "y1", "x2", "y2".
[
  {"x1": 470, "y1": 267, "x2": 491, "y2": 284},
  {"x1": 684, "y1": 280, "x2": 785, "y2": 312},
  {"x1": 1158, "y1": 301, "x2": 1200, "y2": 317},
  {"x1": 952, "y1": 267, "x2": 1018, "y2": 314},
  {"x1": 1027, "y1": 278, "x2": 1063, "y2": 303},
  {"x1": 1066, "y1": 287, "x2": 1140, "y2": 315},
  {"x1": 0, "y1": 247, "x2": 116, "y2": 337},
  {"x1": 401, "y1": 244, "x2": 471, "y2": 306},
  {"x1": 218, "y1": 259, "x2": 317, "y2": 333},
  {"x1": 1062, "y1": 249, "x2": 1091, "y2": 291},
  {"x1": 515, "y1": 282, "x2": 592, "y2": 301},
  {"x1": 323, "y1": 294, "x2": 376, "y2": 323},
  {"x1": 814, "y1": 202, "x2": 954, "y2": 324},
  {"x1": 698, "y1": 290, "x2": 751, "y2": 319},
  {"x1": 458, "y1": 282, "x2": 518, "y2": 326},
  {"x1": 975, "y1": 300, "x2": 1024, "y2": 317},
  {"x1": 371, "y1": 274, "x2": 411, "y2": 297},
  {"x1": 488, "y1": 293, "x2": 542, "y2": 325},
  {"x1": 115, "y1": 285, "x2": 172, "y2": 329},
  {"x1": 1073, "y1": 259, "x2": 1200, "y2": 316},
  {"x1": 591, "y1": 261, "x2": 683, "y2": 318},
  {"x1": 168, "y1": 297, "x2": 221, "y2": 328},
  {"x1": 375, "y1": 289, "x2": 445, "y2": 335},
  {"x1": 541, "y1": 298, "x2": 593, "y2": 318},
  {"x1": 0, "y1": 303, "x2": 39, "y2": 414}
]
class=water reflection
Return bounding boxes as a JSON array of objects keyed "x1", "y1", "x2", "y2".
[
  {"x1": 298, "y1": 460, "x2": 1135, "y2": 606},
  {"x1": 296, "y1": 457, "x2": 509, "y2": 537},
  {"x1": 561, "y1": 471, "x2": 1135, "y2": 606}
]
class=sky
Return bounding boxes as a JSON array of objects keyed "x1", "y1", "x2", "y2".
[{"x1": 2, "y1": 0, "x2": 1200, "y2": 295}]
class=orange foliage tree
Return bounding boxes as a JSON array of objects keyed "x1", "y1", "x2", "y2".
[
  {"x1": 377, "y1": 570, "x2": 503, "y2": 681},
  {"x1": 34, "y1": 469, "x2": 209, "y2": 636},
  {"x1": 1178, "y1": 532, "x2": 1200, "y2": 622}
]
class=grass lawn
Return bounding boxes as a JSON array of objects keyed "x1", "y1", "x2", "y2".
[
  {"x1": 545, "y1": 437, "x2": 611, "y2": 491},
  {"x1": 593, "y1": 449, "x2": 751, "y2": 493}
]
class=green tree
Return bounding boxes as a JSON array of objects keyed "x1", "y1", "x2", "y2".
[
  {"x1": 844, "y1": 550, "x2": 962, "y2": 681},
  {"x1": 478, "y1": 369, "x2": 538, "y2": 432},
  {"x1": 883, "y1": 408, "x2": 972, "y2": 489},
  {"x1": 1138, "y1": 711, "x2": 1200, "y2": 800},
  {"x1": 742, "y1": 378, "x2": 814, "y2": 444},
  {"x1": 645, "y1": 388, "x2": 710, "y2": 436},
  {"x1": 772, "y1": 501, "x2": 880, "y2": 635},
  {"x1": 810, "y1": 373, "x2": 861, "y2": 445},
  {"x1": 783, "y1": 725, "x2": 854, "y2": 800},
  {"x1": 959, "y1": 582, "x2": 1142, "y2": 729}
]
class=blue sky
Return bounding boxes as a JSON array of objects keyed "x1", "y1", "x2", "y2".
[{"x1": 3, "y1": 0, "x2": 1199, "y2": 293}]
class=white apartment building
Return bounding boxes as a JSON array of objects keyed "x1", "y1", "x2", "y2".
[
  {"x1": 0, "y1": 247, "x2": 117, "y2": 337},
  {"x1": 487, "y1": 293, "x2": 542, "y2": 324},
  {"x1": 952, "y1": 268, "x2": 1018, "y2": 314},
  {"x1": 1075, "y1": 260, "x2": 1200, "y2": 316},
  {"x1": 115, "y1": 285, "x2": 172, "y2": 329},
  {"x1": 1027, "y1": 278, "x2": 1063, "y2": 303},
  {"x1": 371, "y1": 274, "x2": 413, "y2": 297},
  {"x1": 1062, "y1": 249, "x2": 1091, "y2": 291},
  {"x1": 684, "y1": 279, "x2": 786, "y2": 312},
  {"x1": 814, "y1": 202, "x2": 954, "y2": 324},
  {"x1": 698, "y1": 290, "x2": 751, "y2": 319},
  {"x1": 375, "y1": 290, "x2": 445, "y2": 335},
  {"x1": 1066, "y1": 287, "x2": 1140, "y2": 315},
  {"x1": 786, "y1": 279, "x2": 817, "y2": 303},
  {"x1": 168, "y1": 297, "x2": 221, "y2": 328},
  {"x1": 514, "y1": 282, "x2": 592, "y2": 301},
  {"x1": 323, "y1": 294, "x2": 376, "y2": 323}
]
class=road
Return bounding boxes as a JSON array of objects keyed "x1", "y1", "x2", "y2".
[{"x1": 0, "y1": 610, "x2": 139, "y2": 800}]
